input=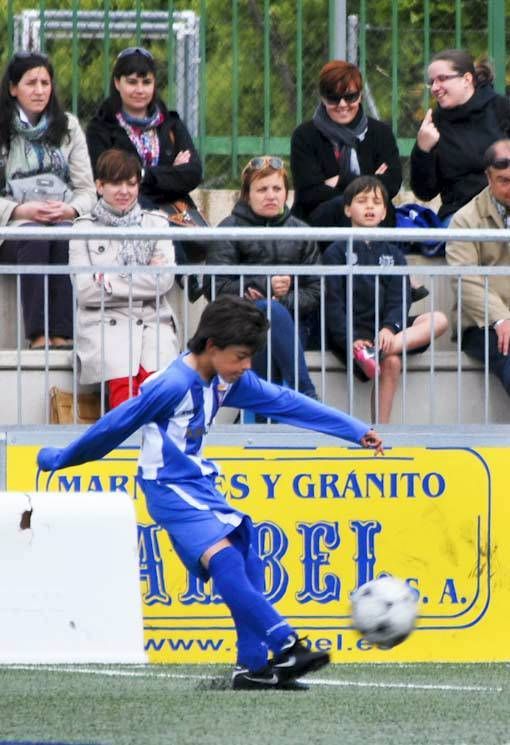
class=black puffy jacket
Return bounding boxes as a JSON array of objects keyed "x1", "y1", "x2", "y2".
[{"x1": 205, "y1": 201, "x2": 320, "y2": 317}]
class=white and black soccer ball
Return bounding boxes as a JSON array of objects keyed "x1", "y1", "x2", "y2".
[{"x1": 350, "y1": 576, "x2": 418, "y2": 649}]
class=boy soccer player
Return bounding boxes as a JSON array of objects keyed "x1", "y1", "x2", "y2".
[
  {"x1": 323, "y1": 176, "x2": 448, "y2": 423},
  {"x1": 38, "y1": 295, "x2": 383, "y2": 690}
]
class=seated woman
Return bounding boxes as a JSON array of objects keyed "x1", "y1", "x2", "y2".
[
  {"x1": 411, "y1": 49, "x2": 510, "y2": 223},
  {"x1": 205, "y1": 156, "x2": 319, "y2": 398},
  {"x1": 86, "y1": 46, "x2": 204, "y2": 272},
  {"x1": 290, "y1": 59, "x2": 402, "y2": 228},
  {"x1": 69, "y1": 149, "x2": 180, "y2": 409},
  {"x1": 0, "y1": 51, "x2": 96, "y2": 349}
]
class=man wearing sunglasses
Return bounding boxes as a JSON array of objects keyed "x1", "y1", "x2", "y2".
[{"x1": 446, "y1": 139, "x2": 510, "y2": 398}]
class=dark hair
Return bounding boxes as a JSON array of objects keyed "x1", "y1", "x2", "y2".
[
  {"x1": 187, "y1": 295, "x2": 269, "y2": 354},
  {"x1": 319, "y1": 60, "x2": 363, "y2": 100},
  {"x1": 0, "y1": 52, "x2": 69, "y2": 149},
  {"x1": 108, "y1": 48, "x2": 160, "y2": 113},
  {"x1": 343, "y1": 175, "x2": 389, "y2": 208},
  {"x1": 96, "y1": 148, "x2": 142, "y2": 183},
  {"x1": 240, "y1": 156, "x2": 289, "y2": 202},
  {"x1": 474, "y1": 58, "x2": 495, "y2": 87},
  {"x1": 429, "y1": 49, "x2": 491, "y2": 88},
  {"x1": 484, "y1": 139, "x2": 510, "y2": 169}
]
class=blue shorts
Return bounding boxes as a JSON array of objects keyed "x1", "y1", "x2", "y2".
[{"x1": 138, "y1": 475, "x2": 252, "y2": 580}]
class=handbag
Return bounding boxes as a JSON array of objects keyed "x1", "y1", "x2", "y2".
[
  {"x1": 7, "y1": 173, "x2": 73, "y2": 203},
  {"x1": 49, "y1": 386, "x2": 101, "y2": 425},
  {"x1": 165, "y1": 199, "x2": 208, "y2": 228}
]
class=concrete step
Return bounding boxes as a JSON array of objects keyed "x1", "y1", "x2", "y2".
[{"x1": 1, "y1": 348, "x2": 506, "y2": 426}]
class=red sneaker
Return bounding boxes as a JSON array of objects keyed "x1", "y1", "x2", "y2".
[{"x1": 354, "y1": 347, "x2": 380, "y2": 379}]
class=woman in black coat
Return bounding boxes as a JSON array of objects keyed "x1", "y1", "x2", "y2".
[
  {"x1": 86, "y1": 47, "x2": 203, "y2": 269},
  {"x1": 411, "y1": 49, "x2": 510, "y2": 221},
  {"x1": 206, "y1": 157, "x2": 319, "y2": 398},
  {"x1": 290, "y1": 59, "x2": 402, "y2": 227}
]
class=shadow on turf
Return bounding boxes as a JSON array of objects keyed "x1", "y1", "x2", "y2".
[{"x1": 196, "y1": 676, "x2": 232, "y2": 690}]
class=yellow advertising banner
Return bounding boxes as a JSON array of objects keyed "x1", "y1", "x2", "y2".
[{"x1": 7, "y1": 444, "x2": 510, "y2": 663}]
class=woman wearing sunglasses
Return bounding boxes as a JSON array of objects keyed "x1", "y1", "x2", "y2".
[
  {"x1": 86, "y1": 47, "x2": 203, "y2": 249},
  {"x1": 411, "y1": 49, "x2": 510, "y2": 222},
  {"x1": 290, "y1": 59, "x2": 402, "y2": 228},
  {"x1": 205, "y1": 156, "x2": 319, "y2": 399},
  {"x1": 0, "y1": 51, "x2": 96, "y2": 349}
]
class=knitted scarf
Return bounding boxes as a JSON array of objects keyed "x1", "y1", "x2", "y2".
[
  {"x1": 115, "y1": 107, "x2": 164, "y2": 168},
  {"x1": 3, "y1": 109, "x2": 69, "y2": 185},
  {"x1": 91, "y1": 198, "x2": 156, "y2": 266},
  {"x1": 312, "y1": 102, "x2": 368, "y2": 184}
]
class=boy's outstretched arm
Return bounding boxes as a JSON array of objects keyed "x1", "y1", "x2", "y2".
[
  {"x1": 359, "y1": 430, "x2": 384, "y2": 455},
  {"x1": 224, "y1": 372, "x2": 384, "y2": 453},
  {"x1": 38, "y1": 376, "x2": 175, "y2": 472}
]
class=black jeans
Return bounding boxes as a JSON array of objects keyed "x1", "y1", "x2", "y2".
[
  {"x1": 462, "y1": 326, "x2": 510, "y2": 394},
  {"x1": 1, "y1": 233, "x2": 73, "y2": 341}
]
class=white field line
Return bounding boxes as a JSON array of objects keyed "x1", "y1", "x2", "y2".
[{"x1": 3, "y1": 665, "x2": 503, "y2": 693}]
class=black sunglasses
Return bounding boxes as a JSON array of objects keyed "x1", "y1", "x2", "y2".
[
  {"x1": 489, "y1": 157, "x2": 510, "y2": 170},
  {"x1": 246, "y1": 157, "x2": 284, "y2": 170},
  {"x1": 324, "y1": 90, "x2": 361, "y2": 106},
  {"x1": 116, "y1": 47, "x2": 153, "y2": 61}
]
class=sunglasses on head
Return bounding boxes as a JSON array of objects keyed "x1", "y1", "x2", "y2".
[
  {"x1": 489, "y1": 157, "x2": 510, "y2": 170},
  {"x1": 246, "y1": 157, "x2": 284, "y2": 170},
  {"x1": 324, "y1": 90, "x2": 361, "y2": 106},
  {"x1": 116, "y1": 46, "x2": 153, "y2": 61},
  {"x1": 12, "y1": 50, "x2": 49, "y2": 61}
]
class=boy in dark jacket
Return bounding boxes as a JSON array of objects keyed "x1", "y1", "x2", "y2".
[{"x1": 323, "y1": 176, "x2": 448, "y2": 423}]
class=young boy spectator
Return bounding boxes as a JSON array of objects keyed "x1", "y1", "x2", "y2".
[
  {"x1": 323, "y1": 176, "x2": 448, "y2": 423},
  {"x1": 37, "y1": 295, "x2": 383, "y2": 690}
]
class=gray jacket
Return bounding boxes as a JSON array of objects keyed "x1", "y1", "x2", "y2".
[{"x1": 0, "y1": 113, "x2": 96, "y2": 238}]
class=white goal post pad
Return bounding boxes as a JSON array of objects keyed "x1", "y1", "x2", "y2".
[{"x1": 0, "y1": 491, "x2": 147, "y2": 664}]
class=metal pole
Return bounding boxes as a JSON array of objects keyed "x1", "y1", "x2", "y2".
[{"x1": 332, "y1": 0, "x2": 346, "y2": 60}]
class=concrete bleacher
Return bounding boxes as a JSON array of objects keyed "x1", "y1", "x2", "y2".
[
  {"x1": 0, "y1": 188, "x2": 506, "y2": 426},
  {"x1": 3, "y1": 347, "x2": 508, "y2": 426}
]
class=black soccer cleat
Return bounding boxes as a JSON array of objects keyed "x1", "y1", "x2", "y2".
[
  {"x1": 231, "y1": 664, "x2": 309, "y2": 691},
  {"x1": 271, "y1": 636, "x2": 330, "y2": 683}
]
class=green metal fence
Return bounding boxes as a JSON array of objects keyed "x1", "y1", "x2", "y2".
[{"x1": 2, "y1": 1, "x2": 509, "y2": 185}]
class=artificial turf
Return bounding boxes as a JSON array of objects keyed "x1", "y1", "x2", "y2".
[{"x1": 1, "y1": 663, "x2": 508, "y2": 745}]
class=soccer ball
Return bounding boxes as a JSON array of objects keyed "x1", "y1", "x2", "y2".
[{"x1": 350, "y1": 576, "x2": 418, "y2": 649}]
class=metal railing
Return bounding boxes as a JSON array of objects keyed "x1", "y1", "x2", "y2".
[{"x1": 0, "y1": 224, "x2": 509, "y2": 428}]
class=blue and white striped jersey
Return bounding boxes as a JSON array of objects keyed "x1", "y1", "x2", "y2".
[{"x1": 37, "y1": 354, "x2": 370, "y2": 479}]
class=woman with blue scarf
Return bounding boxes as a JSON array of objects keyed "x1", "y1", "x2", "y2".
[
  {"x1": 0, "y1": 52, "x2": 96, "y2": 349},
  {"x1": 86, "y1": 48, "x2": 203, "y2": 261}
]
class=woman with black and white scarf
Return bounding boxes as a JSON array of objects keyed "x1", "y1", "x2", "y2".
[
  {"x1": 69, "y1": 149, "x2": 180, "y2": 409},
  {"x1": 290, "y1": 59, "x2": 402, "y2": 229}
]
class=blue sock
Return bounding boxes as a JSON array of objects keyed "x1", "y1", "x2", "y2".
[
  {"x1": 208, "y1": 546, "x2": 294, "y2": 667},
  {"x1": 235, "y1": 547, "x2": 269, "y2": 670}
]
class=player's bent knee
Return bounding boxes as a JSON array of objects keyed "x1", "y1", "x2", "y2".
[
  {"x1": 435, "y1": 312, "x2": 449, "y2": 336},
  {"x1": 201, "y1": 537, "x2": 233, "y2": 568}
]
